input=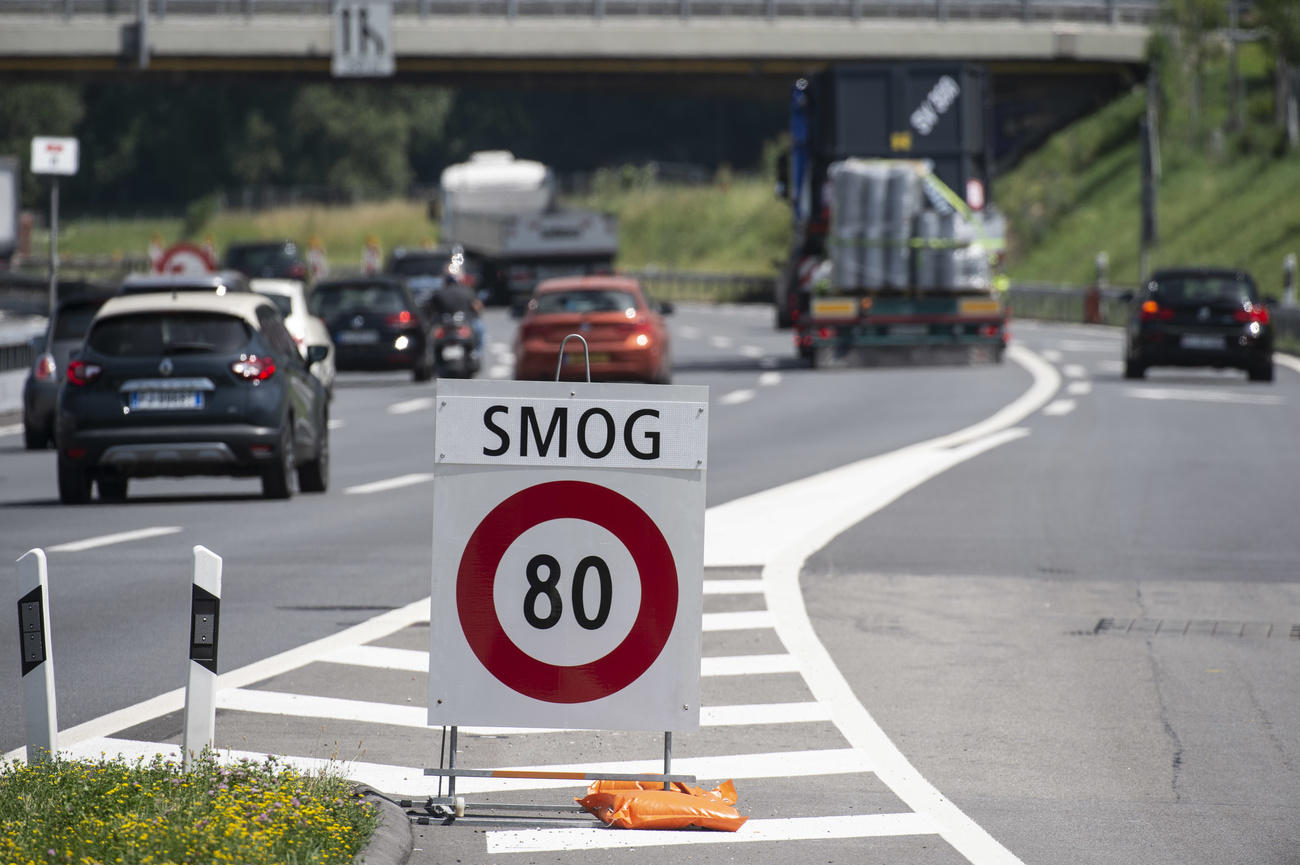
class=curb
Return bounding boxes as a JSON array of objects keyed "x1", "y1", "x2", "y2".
[{"x1": 353, "y1": 785, "x2": 414, "y2": 865}]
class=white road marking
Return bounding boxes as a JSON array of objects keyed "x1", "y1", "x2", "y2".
[
  {"x1": 758, "y1": 371, "x2": 782, "y2": 387},
  {"x1": 490, "y1": 341, "x2": 510, "y2": 355},
  {"x1": 740, "y1": 345, "x2": 763, "y2": 358},
  {"x1": 1042, "y1": 399, "x2": 1076, "y2": 416},
  {"x1": 1040, "y1": 348, "x2": 1063, "y2": 362},
  {"x1": 702, "y1": 578, "x2": 765, "y2": 594},
  {"x1": 702, "y1": 610, "x2": 773, "y2": 631},
  {"x1": 710, "y1": 335, "x2": 733, "y2": 349},
  {"x1": 1126, "y1": 387, "x2": 1282, "y2": 406},
  {"x1": 57, "y1": 738, "x2": 872, "y2": 797},
  {"x1": 1066, "y1": 381, "x2": 1093, "y2": 396},
  {"x1": 678, "y1": 325, "x2": 700, "y2": 339},
  {"x1": 488, "y1": 813, "x2": 939, "y2": 854},
  {"x1": 216, "y1": 689, "x2": 827, "y2": 732},
  {"x1": 46, "y1": 526, "x2": 182, "y2": 553},
  {"x1": 1059, "y1": 339, "x2": 1121, "y2": 352},
  {"x1": 1062, "y1": 363, "x2": 1088, "y2": 379},
  {"x1": 323, "y1": 644, "x2": 797, "y2": 678},
  {"x1": 1096, "y1": 360, "x2": 1124, "y2": 374},
  {"x1": 344, "y1": 473, "x2": 435, "y2": 495},
  {"x1": 720, "y1": 389, "x2": 756, "y2": 406},
  {"x1": 1275, "y1": 353, "x2": 1300, "y2": 375},
  {"x1": 327, "y1": 419, "x2": 345, "y2": 430},
  {"x1": 488, "y1": 364, "x2": 512, "y2": 379},
  {"x1": 387, "y1": 397, "x2": 435, "y2": 415},
  {"x1": 0, "y1": 423, "x2": 22, "y2": 437}
]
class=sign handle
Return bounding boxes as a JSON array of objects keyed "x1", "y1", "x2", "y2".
[{"x1": 554, "y1": 333, "x2": 592, "y2": 383}]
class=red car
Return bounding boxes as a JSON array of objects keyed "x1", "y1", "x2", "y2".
[{"x1": 514, "y1": 276, "x2": 673, "y2": 383}]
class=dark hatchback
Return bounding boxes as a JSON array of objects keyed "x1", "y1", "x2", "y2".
[
  {"x1": 310, "y1": 277, "x2": 434, "y2": 381},
  {"x1": 1124, "y1": 267, "x2": 1273, "y2": 382},
  {"x1": 55, "y1": 292, "x2": 329, "y2": 503},
  {"x1": 23, "y1": 290, "x2": 116, "y2": 450},
  {"x1": 223, "y1": 240, "x2": 309, "y2": 281}
]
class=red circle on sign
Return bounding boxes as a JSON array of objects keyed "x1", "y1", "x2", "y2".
[
  {"x1": 457, "y1": 480, "x2": 678, "y2": 704},
  {"x1": 155, "y1": 242, "x2": 216, "y2": 275}
]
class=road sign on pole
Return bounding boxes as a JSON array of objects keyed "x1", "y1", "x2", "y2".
[
  {"x1": 155, "y1": 242, "x2": 217, "y2": 275},
  {"x1": 429, "y1": 379, "x2": 708, "y2": 732},
  {"x1": 332, "y1": 0, "x2": 394, "y2": 78}
]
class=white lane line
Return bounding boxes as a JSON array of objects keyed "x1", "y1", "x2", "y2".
[
  {"x1": 324, "y1": 644, "x2": 797, "y2": 679},
  {"x1": 702, "y1": 610, "x2": 773, "y2": 631},
  {"x1": 217, "y1": 690, "x2": 826, "y2": 733},
  {"x1": 488, "y1": 364, "x2": 512, "y2": 379},
  {"x1": 719, "y1": 389, "x2": 756, "y2": 406},
  {"x1": 327, "y1": 419, "x2": 345, "y2": 430},
  {"x1": 1275, "y1": 353, "x2": 1300, "y2": 375},
  {"x1": 1042, "y1": 399, "x2": 1076, "y2": 417},
  {"x1": 344, "y1": 473, "x2": 435, "y2": 495},
  {"x1": 758, "y1": 371, "x2": 782, "y2": 387},
  {"x1": 0, "y1": 423, "x2": 22, "y2": 437},
  {"x1": 490, "y1": 341, "x2": 510, "y2": 355},
  {"x1": 1062, "y1": 363, "x2": 1088, "y2": 379},
  {"x1": 740, "y1": 345, "x2": 763, "y2": 359},
  {"x1": 46, "y1": 526, "x2": 183, "y2": 553},
  {"x1": 710, "y1": 335, "x2": 734, "y2": 349},
  {"x1": 1066, "y1": 380, "x2": 1093, "y2": 396},
  {"x1": 1126, "y1": 387, "x2": 1282, "y2": 406},
  {"x1": 387, "y1": 397, "x2": 435, "y2": 415},
  {"x1": 488, "y1": 813, "x2": 939, "y2": 854},
  {"x1": 678, "y1": 325, "x2": 701, "y2": 339},
  {"x1": 1040, "y1": 349, "x2": 1063, "y2": 362},
  {"x1": 63, "y1": 738, "x2": 872, "y2": 797},
  {"x1": 1060, "y1": 339, "x2": 1121, "y2": 352},
  {"x1": 702, "y1": 578, "x2": 764, "y2": 594},
  {"x1": 1096, "y1": 359, "x2": 1124, "y2": 374}
]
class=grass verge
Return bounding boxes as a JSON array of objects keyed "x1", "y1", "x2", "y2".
[{"x1": 0, "y1": 751, "x2": 378, "y2": 865}]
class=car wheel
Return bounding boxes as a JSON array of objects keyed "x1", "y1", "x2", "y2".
[
  {"x1": 1248, "y1": 360, "x2": 1274, "y2": 382},
  {"x1": 23, "y1": 422, "x2": 50, "y2": 450},
  {"x1": 1123, "y1": 357, "x2": 1145, "y2": 379},
  {"x1": 97, "y1": 476, "x2": 128, "y2": 502},
  {"x1": 57, "y1": 458, "x2": 92, "y2": 505},
  {"x1": 261, "y1": 423, "x2": 295, "y2": 500},
  {"x1": 298, "y1": 418, "x2": 329, "y2": 493}
]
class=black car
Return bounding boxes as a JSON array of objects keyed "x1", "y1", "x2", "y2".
[
  {"x1": 55, "y1": 291, "x2": 329, "y2": 503},
  {"x1": 1124, "y1": 267, "x2": 1273, "y2": 382},
  {"x1": 22, "y1": 290, "x2": 117, "y2": 450},
  {"x1": 310, "y1": 277, "x2": 435, "y2": 382},
  {"x1": 223, "y1": 240, "x2": 309, "y2": 281}
]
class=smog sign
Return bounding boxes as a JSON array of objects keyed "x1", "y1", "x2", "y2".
[
  {"x1": 428, "y1": 378, "x2": 708, "y2": 732},
  {"x1": 30, "y1": 137, "x2": 79, "y2": 176}
]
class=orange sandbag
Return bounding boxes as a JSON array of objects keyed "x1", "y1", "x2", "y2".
[{"x1": 576, "y1": 779, "x2": 747, "y2": 831}]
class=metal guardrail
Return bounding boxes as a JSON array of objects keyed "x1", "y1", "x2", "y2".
[{"x1": 0, "y1": 0, "x2": 1160, "y2": 22}]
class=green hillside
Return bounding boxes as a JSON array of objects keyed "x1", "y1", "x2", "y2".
[{"x1": 999, "y1": 43, "x2": 1300, "y2": 296}]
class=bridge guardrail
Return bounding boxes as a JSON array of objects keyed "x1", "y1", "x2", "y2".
[{"x1": 0, "y1": 0, "x2": 1160, "y2": 22}]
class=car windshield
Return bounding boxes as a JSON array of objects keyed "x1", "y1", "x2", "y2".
[
  {"x1": 87, "y1": 313, "x2": 251, "y2": 357},
  {"x1": 310, "y1": 284, "x2": 407, "y2": 317},
  {"x1": 533, "y1": 289, "x2": 639, "y2": 315},
  {"x1": 53, "y1": 302, "x2": 105, "y2": 341},
  {"x1": 259, "y1": 293, "x2": 294, "y2": 318},
  {"x1": 1152, "y1": 276, "x2": 1258, "y2": 304}
]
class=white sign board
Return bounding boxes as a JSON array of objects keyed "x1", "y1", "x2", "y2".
[
  {"x1": 0, "y1": 157, "x2": 17, "y2": 257},
  {"x1": 429, "y1": 379, "x2": 708, "y2": 732},
  {"x1": 30, "y1": 137, "x2": 79, "y2": 176},
  {"x1": 332, "y1": 1, "x2": 394, "y2": 78}
]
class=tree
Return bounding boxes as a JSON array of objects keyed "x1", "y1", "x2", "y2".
[
  {"x1": 1254, "y1": 0, "x2": 1300, "y2": 148},
  {"x1": 1161, "y1": 0, "x2": 1227, "y2": 145},
  {"x1": 0, "y1": 84, "x2": 84, "y2": 207}
]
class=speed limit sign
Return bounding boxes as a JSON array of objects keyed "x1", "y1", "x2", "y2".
[{"x1": 429, "y1": 379, "x2": 708, "y2": 732}]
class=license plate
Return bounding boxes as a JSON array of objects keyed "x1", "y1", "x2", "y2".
[
  {"x1": 889, "y1": 324, "x2": 929, "y2": 336},
  {"x1": 441, "y1": 344, "x2": 465, "y2": 361},
  {"x1": 560, "y1": 351, "x2": 611, "y2": 363},
  {"x1": 130, "y1": 391, "x2": 202, "y2": 410},
  {"x1": 1182, "y1": 334, "x2": 1224, "y2": 350},
  {"x1": 338, "y1": 330, "x2": 379, "y2": 345}
]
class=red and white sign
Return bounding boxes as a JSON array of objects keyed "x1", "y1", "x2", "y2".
[
  {"x1": 30, "y1": 137, "x2": 79, "y2": 176},
  {"x1": 155, "y1": 242, "x2": 217, "y2": 275},
  {"x1": 429, "y1": 379, "x2": 708, "y2": 732}
]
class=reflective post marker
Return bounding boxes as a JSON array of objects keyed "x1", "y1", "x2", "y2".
[
  {"x1": 16, "y1": 549, "x2": 57, "y2": 764},
  {"x1": 183, "y1": 546, "x2": 222, "y2": 768}
]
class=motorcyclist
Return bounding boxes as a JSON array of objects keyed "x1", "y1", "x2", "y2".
[{"x1": 427, "y1": 255, "x2": 485, "y2": 362}]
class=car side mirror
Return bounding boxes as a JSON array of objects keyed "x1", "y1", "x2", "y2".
[
  {"x1": 658, "y1": 301, "x2": 675, "y2": 315},
  {"x1": 306, "y1": 344, "x2": 329, "y2": 364}
]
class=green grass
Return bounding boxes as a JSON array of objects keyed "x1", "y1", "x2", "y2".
[{"x1": 0, "y1": 751, "x2": 378, "y2": 865}]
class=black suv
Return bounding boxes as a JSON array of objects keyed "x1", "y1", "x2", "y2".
[
  {"x1": 55, "y1": 291, "x2": 330, "y2": 503},
  {"x1": 223, "y1": 240, "x2": 309, "y2": 281},
  {"x1": 23, "y1": 289, "x2": 117, "y2": 450},
  {"x1": 1124, "y1": 267, "x2": 1273, "y2": 382}
]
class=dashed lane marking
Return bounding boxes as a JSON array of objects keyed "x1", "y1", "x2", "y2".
[
  {"x1": 710, "y1": 335, "x2": 734, "y2": 349},
  {"x1": 327, "y1": 419, "x2": 345, "y2": 430},
  {"x1": 1066, "y1": 381, "x2": 1093, "y2": 396},
  {"x1": 343, "y1": 473, "x2": 436, "y2": 495},
  {"x1": 1042, "y1": 399, "x2": 1077, "y2": 416},
  {"x1": 740, "y1": 345, "x2": 763, "y2": 358},
  {"x1": 1059, "y1": 339, "x2": 1121, "y2": 352},
  {"x1": 46, "y1": 526, "x2": 182, "y2": 553},
  {"x1": 388, "y1": 397, "x2": 435, "y2": 415},
  {"x1": 488, "y1": 813, "x2": 940, "y2": 854},
  {"x1": 759, "y1": 371, "x2": 782, "y2": 386},
  {"x1": 0, "y1": 423, "x2": 22, "y2": 438},
  {"x1": 1040, "y1": 349, "x2": 1063, "y2": 362},
  {"x1": 702, "y1": 610, "x2": 774, "y2": 631},
  {"x1": 1062, "y1": 363, "x2": 1088, "y2": 379},
  {"x1": 679, "y1": 325, "x2": 701, "y2": 339},
  {"x1": 1126, "y1": 387, "x2": 1282, "y2": 406},
  {"x1": 720, "y1": 389, "x2": 756, "y2": 406}
]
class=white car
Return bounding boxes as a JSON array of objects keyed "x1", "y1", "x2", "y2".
[{"x1": 250, "y1": 278, "x2": 336, "y2": 398}]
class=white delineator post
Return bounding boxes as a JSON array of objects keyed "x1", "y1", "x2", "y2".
[
  {"x1": 183, "y1": 546, "x2": 222, "y2": 768},
  {"x1": 16, "y1": 548, "x2": 57, "y2": 764}
]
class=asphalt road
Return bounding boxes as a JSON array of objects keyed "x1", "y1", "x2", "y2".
[{"x1": 0, "y1": 308, "x2": 1296, "y2": 864}]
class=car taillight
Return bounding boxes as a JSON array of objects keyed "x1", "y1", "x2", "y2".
[
  {"x1": 384, "y1": 310, "x2": 413, "y2": 327},
  {"x1": 1139, "y1": 300, "x2": 1175, "y2": 322},
  {"x1": 230, "y1": 354, "x2": 276, "y2": 381},
  {"x1": 1234, "y1": 305, "x2": 1270, "y2": 325},
  {"x1": 66, "y1": 359, "x2": 102, "y2": 386},
  {"x1": 288, "y1": 263, "x2": 306, "y2": 278},
  {"x1": 34, "y1": 353, "x2": 56, "y2": 381},
  {"x1": 456, "y1": 325, "x2": 472, "y2": 339}
]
